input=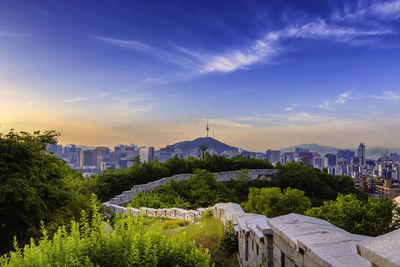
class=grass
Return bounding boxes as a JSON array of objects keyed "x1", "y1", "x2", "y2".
[
  {"x1": 136, "y1": 215, "x2": 238, "y2": 266},
  {"x1": 164, "y1": 216, "x2": 237, "y2": 267}
]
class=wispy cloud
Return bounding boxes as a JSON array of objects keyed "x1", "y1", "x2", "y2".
[
  {"x1": 369, "y1": 90, "x2": 400, "y2": 100},
  {"x1": 316, "y1": 91, "x2": 352, "y2": 110},
  {"x1": 203, "y1": 118, "x2": 252, "y2": 128},
  {"x1": 62, "y1": 97, "x2": 87, "y2": 103},
  {"x1": 96, "y1": 92, "x2": 110, "y2": 98},
  {"x1": 317, "y1": 102, "x2": 333, "y2": 110},
  {"x1": 92, "y1": 14, "x2": 393, "y2": 76},
  {"x1": 335, "y1": 92, "x2": 351, "y2": 104},
  {"x1": 92, "y1": 35, "x2": 163, "y2": 55},
  {"x1": 333, "y1": 0, "x2": 400, "y2": 22}
]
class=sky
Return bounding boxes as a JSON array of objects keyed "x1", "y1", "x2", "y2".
[{"x1": 1, "y1": 0, "x2": 400, "y2": 151}]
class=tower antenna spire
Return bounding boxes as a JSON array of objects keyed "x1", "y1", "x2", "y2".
[
  {"x1": 206, "y1": 119, "x2": 209, "y2": 137},
  {"x1": 213, "y1": 129, "x2": 215, "y2": 139}
]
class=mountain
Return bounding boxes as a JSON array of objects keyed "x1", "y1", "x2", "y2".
[{"x1": 157, "y1": 137, "x2": 240, "y2": 157}]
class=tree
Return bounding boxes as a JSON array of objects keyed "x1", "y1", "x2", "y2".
[
  {"x1": 0, "y1": 130, "x2": 92, "y2": 254},
  {"x1": 197, "y1": 144, "x2": 208, "y2": 160},
  {"x1": 306, "y1": 194, "x2": 400, "y2": 236},
  {"x1": 243, "y1": 187, "x2": 311, "y2": 218},
  {"x1": 277, "y1": 162, "x2": 359, "y2": 206},
  {"x1": 236, "y1": 169, "x2": 251, "y2": 182}
]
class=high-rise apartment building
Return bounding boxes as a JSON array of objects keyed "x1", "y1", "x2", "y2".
[
  {"x1": 337, "y1": 149, "x2": 355, "y2": 164},
  {"x1": 139, "y1": 146, "x2": 155, "y2": 163},
  {"x1": 79, "y1": 149, "x2": 95, "y2": 168},
  {"x1": 358, "y1": 143, "x2": 366, "y2": 166},
  {"x1": 324, "y1": 154, "x2": 337, "y2": 167}
]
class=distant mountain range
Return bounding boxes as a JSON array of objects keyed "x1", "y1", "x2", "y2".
[
  {"x1": 281, "y1": 143, "x2": 400, "y2": 159},
  {"x1": 158, "y1": 139, "x2": 400, "y2": 160}
]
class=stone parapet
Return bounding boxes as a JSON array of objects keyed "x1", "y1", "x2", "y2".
[{"x1": 102, "y1": 169, "x2": 398, "y2": 267}]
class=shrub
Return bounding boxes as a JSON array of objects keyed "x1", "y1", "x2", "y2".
[
  {"x1": 219, "y1": 221, "x2": 238, "y2": 255},
  {"x1": 0, "y1": 194, "x2": 211, "y2": 267}
]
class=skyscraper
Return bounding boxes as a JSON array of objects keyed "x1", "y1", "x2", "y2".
[
  {"x1": 358, "y1": 143, "x2": 366, "y2": 166},
  {"x1": 139, "y1": 146, "x2": 155, "y2": 163}
]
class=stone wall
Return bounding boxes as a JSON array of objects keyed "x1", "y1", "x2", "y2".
[
  {"x1": 102, "y1": 169, "x2": 400, "y2": 267},
  {"x1": 107, "y1": 169, "x2": 278, "y2": 206}
]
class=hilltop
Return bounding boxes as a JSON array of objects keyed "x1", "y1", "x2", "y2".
[{"x1": 157, "y1": 137, "x2": 241, "y2": 157}]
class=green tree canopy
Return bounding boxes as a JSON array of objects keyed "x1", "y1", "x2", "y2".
[
  {"x1": 0, "y1": 130, "x2": 92, "y2": 254},
  {"x1": 305, "y1": 194, "x2": 400, "y2": 236},
  {"x1": 277, "y1": 162, "x2": 360, "y2": 205},
  {"x1": 243, "y1": 187, "x2": 311, "y2": 218}
]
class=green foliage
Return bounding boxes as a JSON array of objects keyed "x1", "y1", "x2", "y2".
[
  {"x1": 0, "y1": 130, "x2": 92, "y2": 254},
  {"x1": 0, "y1": 195, "x2": 211, "y2": 267},
  {"x1": 219, "y1": 222, "x2": 238, "y2": 255},
  {"x1": 243, "y1": 187, "x2": 311, "y2": 218},
  {"x1": 277, "y1": 162, "x2": 360, "y2": 206},
  {"x1": 201, "y1": 209, "x2": 214, "y2": 218},
  {"x1": 236, "y1": 169, "x2": 251, "y2": 182},
  {"x1": 130, "y1": 169, "x2": 229, "y2": 209},
  {"x1": 306, "y1": 194, "x2": 400, "y2": 236},
  {"x1": 161, "y1": 219, "x2": 189, "y2": 229},
  {"x1": 197, "y1": 144, "x2": 209, "y2": 160},
  {"x1": 97, "y1": 154, "x2": 274, "y2": 202}
]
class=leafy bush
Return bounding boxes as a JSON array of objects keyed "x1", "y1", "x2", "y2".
[
  {"x1": 306, "y1": 194, "x2": 400, "y2": 236},
  {"x1": 0, "y1": 130, "x2": 93, "y2": 254},
  {"x1": 129, "y1": 169, "x2": 229, "y2": 209},
  {"x1": 219, "y1": 222, "x2": 237, "y2": 255},
  {"x1": 276, "y1": 162, "x2": 360, "y2": 205},
  {"x1": 243, "y1": 187, "x2": 311, "y2": 218},
  {"x1": 0, "y1": 194, "x2": 211, "y2": 267}
]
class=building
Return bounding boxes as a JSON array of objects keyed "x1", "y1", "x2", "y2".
[
  {"x1": 376, "y1": 179, "x2": 400, "y2": 199},
  {"x1": 79, "y1": 149, "x2": 95, "y2": 168},
  {"x1": 139, "y1": 146, "x2": 155, "y2": 163},
  {"x1": 298, "y1": 152, "x2": 313, "y2": 165},
  {"x1": 267, "y1": 150, "x2": 281, "y2": 164},
  {"x1": 323, "y1": 153, "x2": 336, "y2": 167},
  {"x1": 94, "y1": 147, "x2": 110, "y2": 168},
  {"x1": 358, "y1": 143, "x2": 366, "y2": 166},
  {"x1": 337, "y1": 149, "x2": 355, "y2": 164}
]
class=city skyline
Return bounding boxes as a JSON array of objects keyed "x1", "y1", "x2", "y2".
[{"x1": 2, "y1": 0, "x2": 400, "y2": 150}]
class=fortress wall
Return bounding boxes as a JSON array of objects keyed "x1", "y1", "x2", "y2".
[
  {"x1": 102, "y1": 169, "x2": 400, "y2": 267},
  {"x1": 108, "y1": 169, "x2": 278, "y2": 205}
]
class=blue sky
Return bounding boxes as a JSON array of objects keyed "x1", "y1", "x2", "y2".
[{"x1": 1, "y1": 0, "x2": 400, "y2": 150}]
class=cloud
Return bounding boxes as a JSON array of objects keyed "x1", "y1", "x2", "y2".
[
  {"x1": 370, "y1": 0, "x2": 400, "y2": 20},
  {"x1": 317, "y1": 102, "x2": 333, "y2": 110},
  {"x1": 96, "y1": 92, "x2": 110, "y2": 98},
  {"x1": 204, "y1": 118, "x2": 252, "y2": 128},
  {"x1": 333, "y1": 0, "x2": 400, "y2": 22},
  {"x1": 92, "y1": 35, "x2": 162, "y2": 55},
  {"x1": 62, "y1": 97, "x2": 87, "y2": 103},
  {"x1": 369, "y1": 90, "x2": 400, "y2": 100},
  {"x1": 316, "y1": 91, "x2": 352, "y2": 110},
  {"x1": 335, "y1": 92, "x2": 351, "y2": 104},
  {"x1": 285, "y1": 106, "x2": 293, "y2": 111},
  {"x1": 235, "y1": 112, "x2": 331, "y2": 128},
  {"x1": 288, "y1": 20, "x2": 391, "y2": 40},
  {"x1": 92, "y1": 14, "x2": 393, "y2": 76}
]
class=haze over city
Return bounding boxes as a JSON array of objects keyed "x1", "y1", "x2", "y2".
[{"x1": 1, "y1": 0, "x2": 400, "y2": 150}]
